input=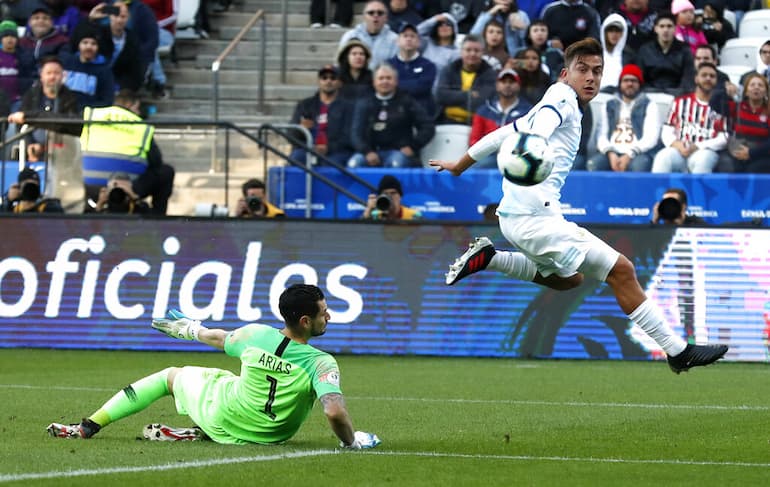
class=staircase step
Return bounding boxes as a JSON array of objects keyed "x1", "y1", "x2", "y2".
[
  {"x1": 215, "y1": 26, "x2": 345, "y2": 42},
  {"x1": 165, "y1": 67, "x2": 318, "y2": 85},
  {"x1": 194, "y1": 54, "x2": 336, "y2": 71},
  {"x1": 175, "y1": 39, "x2": 340, "y2": 59},
  {"x1": 171, "y1": 83, "x2": 314, "y2": 101}
]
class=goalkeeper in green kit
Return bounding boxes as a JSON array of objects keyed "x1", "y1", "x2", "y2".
[{"x1": 47, "y1": 284, "x2": 381, "y2": 449}]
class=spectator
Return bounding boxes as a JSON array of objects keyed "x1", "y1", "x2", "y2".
[
  {"x1": 611, "y1": 0, "x2": 657, "y2": 54},
  {"x1": 234, "y1": 178, "x2": 285, "y2": 218},
  {"x1": 718, "y1": 73, "x2": 770, "y2": 174},
  {"x1": 685, "y1": 44, "x2": 736, "y2": 99},
  {"x1": 62, "y1": 24, "x2": 114, "y2": 108},
  {"x1": 105, "y1": 1, "x2": 144, "y2": 92},
  {"x1": 80, "y1": 89, "x2": 174, "y2": 214},
  {"x1": 469, "y1": 0, "x2": 530, "y2": 56},
  {"x1": 588, "y1": 64, "x2": 661, "y2": 172},
  {"x1": 362, "y1": 174, "x2": 421, "y2": 220},
  {"x1": 672, "y1": 0, "x2": 706, "y2": 56},
  {"x1": 521, "y1": 20, "x2": 563, "y2": 82},
  {"x1": 144, "y1": 0, "x2": 177, "y2": 98},
  {"x1": 92, "y1": 171, "x2": 150, "y2": 214},
  {"x1": 636, "y1": 13, "x2": 694, "y2": 96},
  {"x1": 45, "y1": 0, "x2": 83, "y2": 36},
  {"x1": 349, "y1": 63, "x2": 435, "y2": 168},
  {"x1": 738, "y1": 40, "x2": 770, "y2": 87},
  {"x1": 289, "y1": 64, "x2": 355, "y2": 167},
  {"x1": 507, "y1": 46, "x2": 551, "y2": 104},
  {"x1": 0, "y1": 20, "x2": 34, "y2": 112},
  {"x1": 541, "y1": 0, "x2": 601, "y2": 50},
  {"x1": 469, "y1": 68, "x2": 533, "y2": 168},
  {"x1": 387, "y1": 0, "x2": 423, "y2": 31},
  {"x1": 435, "y1": 34, "x2": 497, "y2": 124},
  {"x1": 7, "y1": 56, "x2": 81, "y2": 163},
  {"x1": 697, "y1": 0, "x2": 735, "y2": 50},
  {"x1": 652, "y1": 62, "x2": 727, "y2": 174},
  {"x1": 336, "y1": 38, "x2": 374, "y2": 101},
  {"x1": 651, "y1": 187, "x2": 705, "y2": 225},
  {"x1": 389, "y1": 21, "x2": 437, "y2": 118},
  {"x1": 2, "y1": 166, "x2": 63, "y2": 213},
  {"x1": 19, "y1": 6, "x2": 71, "y2": 69},
  {"x1": 87, "y1": 1, "x2": 157, "y2": 81},
  {"x1": 476, "y1": 18, "x2": 509, "y2": 71},
  {"x1": 516, "y1": 0, "x2": 553, "y2": 21},
  {"x1": 416, "y1": 13, "x2": 459, "y2": 75},
  {"x1": 310, "y1": 0, "x2": 353, "y2": 28},
  {"x1": 338, "y1": 1, "x2": 398, "y2": 70},
  {"x1": 599, "y1": 14, "x2": 635, "y2": 94},
  {"x1": 424, "y1": 0, "x2": 486, "y2": 34}
]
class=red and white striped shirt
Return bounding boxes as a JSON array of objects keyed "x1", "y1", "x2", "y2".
[{"x1": 661, "y1": 93, "x2": 727, "y2": 151}]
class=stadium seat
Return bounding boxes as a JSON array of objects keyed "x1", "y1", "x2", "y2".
[
  {"x1": 723, "y1": 9, "x2": 737, "y2": 33},
  {"x1": 645, "y1": 92, "x2": 675, "y2": 120},
  {"x1": 737, "y1": 9, "x2": 770, "y2": 38},
  {"x1": 419, "y1": 124, "x2": 471, "y2": 167},
  {"x1": 718, "y1": 64, "x2": 752, "y2": 86},
  {"x1": 175, "y1": 0, "x2": 200, "y2": 39},
  {"x1": 719, "y1": 37, "x2": 765, "y2": 67}
]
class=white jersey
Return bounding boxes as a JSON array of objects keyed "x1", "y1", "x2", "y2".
[{"x1": 497, "y1": 82, "x2": 582, "y2": 216}]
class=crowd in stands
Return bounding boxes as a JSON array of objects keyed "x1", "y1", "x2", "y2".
[
  {"x1": 294, "y1": 0, "x2": 770, "y2": 176},
  {"x1": 1, "y1": 0, "x2": 189, "y2": 215}
]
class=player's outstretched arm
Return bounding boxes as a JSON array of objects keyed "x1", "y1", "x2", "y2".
[
  {"x1": 320, "y1": 392, "x2": 380, "y2": 449},
  {"x1": 151, "y1": 310, "x2": 226, "y2": 350}
]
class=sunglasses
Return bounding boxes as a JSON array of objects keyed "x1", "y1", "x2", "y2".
[{"x1": 365, "y1": 10, "x2": 386, "y2": 16}]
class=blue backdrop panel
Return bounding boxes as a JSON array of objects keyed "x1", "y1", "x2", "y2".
[{"x1": 267, "y1": 167, "x2": 770, "y2": 225}]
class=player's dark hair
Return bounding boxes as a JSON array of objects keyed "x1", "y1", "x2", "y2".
[
  {"x1": 279, "y1": 284, "x2": 324, "y2": 328},
  {"x1": 563, "y1": 38, "x2": 602, "y2": 69}
]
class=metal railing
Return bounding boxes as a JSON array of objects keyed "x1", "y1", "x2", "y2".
[{"x1": 211, "y1": 9, "x2": 266, "y2": 122}]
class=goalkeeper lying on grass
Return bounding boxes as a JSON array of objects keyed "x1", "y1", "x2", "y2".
[{"x1": 47, "y1": 284, "x2": 381, "y2": 449}]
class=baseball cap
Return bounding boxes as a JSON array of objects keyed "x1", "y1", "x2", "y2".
[
  {"x1": 0, "y1": 20, "x2": 18, "y2": 39},
  {"x1": 31, "y1": 6, "x2": 52, "y2": 16},
  {"x1": 497, "y1": 69, "x2": 520, "y2": 82},
  {"x1": 318, "y1": 64, "x2": 338, "y2": 77},
  {"x1": 397, "y1": 21, "x2": 417, "y2": 34}
]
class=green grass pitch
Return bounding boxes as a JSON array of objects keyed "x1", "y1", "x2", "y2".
[{"x1": 1, "y1": 349, "x2": 768, "y2": 486}]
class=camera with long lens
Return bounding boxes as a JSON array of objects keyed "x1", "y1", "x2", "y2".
[
  {"x1": 106, "y1": 186, "x2": 131, "y2": 213},
  {"x1": 658, "y1": 197, "x2": 682, "y2": 222},
  {"x1": 246, "y1": 195, "x2": 263, "y2": 213},
  {"x1": 375, "y1": 193, "x2": 391, "y2": 212}
]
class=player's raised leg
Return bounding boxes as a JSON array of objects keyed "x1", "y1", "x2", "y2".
[{"x1": 446, "y1": 237, "x2": 540, "y2": 286}]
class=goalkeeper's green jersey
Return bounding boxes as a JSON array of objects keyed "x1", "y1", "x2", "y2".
[{"x1": 187, "y1": 324, "x2": 341, "y2": 444}]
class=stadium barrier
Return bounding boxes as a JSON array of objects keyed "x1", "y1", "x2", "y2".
[
  {"x1": 267, "y1": 167, "x2": 770, "y2": 225},
  {"x1": 1, "y1": 216, "x2": 768, "y2": 362}
]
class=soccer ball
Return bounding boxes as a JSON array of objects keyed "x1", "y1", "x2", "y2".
[{"x1": 497, "y1": 132, "x2": 552, "y2": 186}]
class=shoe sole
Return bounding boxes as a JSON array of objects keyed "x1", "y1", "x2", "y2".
[
  {"x1": 47, "y1": 423, "x2": 82, "y2": 439},
  {"x1": 446, "y1": 237, "x2": 494, "y2": 286},
  {"x1": 143, "y1": 423, "x2": 202, "y2": 441}
]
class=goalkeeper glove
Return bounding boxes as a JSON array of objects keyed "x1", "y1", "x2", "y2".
[
  {"x1": 151, "y1": 309, "x2": 203, "y2": 341},
  {"x1": 340, "y1": 431, "x2": 381, "y2": 449}
]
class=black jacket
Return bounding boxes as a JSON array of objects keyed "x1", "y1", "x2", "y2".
[
  {"x1": 435, "y1": 58, "x2": 498, "y2": 123},
  {"x1": 637, "y1": 39, "x2": 695, "y2": 96},
  {"x1": 290, "y1": 93, "x2": 355, "y2": 155},
  {"x1": 20, "y1": 83, "x2": 82, "y2": 136},
  {"x1": 350, "y1": 90, "x2": 435, "y2": 154}
]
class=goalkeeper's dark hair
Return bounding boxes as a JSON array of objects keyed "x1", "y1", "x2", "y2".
[
  {"x1": 563, "y1": 38, "x2": 602, "y2": 69},
  {"x1": 279, "y1": 284, "x2": 325, "y2": 328}
]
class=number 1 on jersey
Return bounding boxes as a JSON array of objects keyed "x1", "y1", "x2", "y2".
[{"x1": 263, "y1": 374, "x2": 278, "y2": 419}]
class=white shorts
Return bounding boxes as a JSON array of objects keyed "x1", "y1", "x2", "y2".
[{"x1": 498, "y1": 213, "x2": 619, "y2": 280}]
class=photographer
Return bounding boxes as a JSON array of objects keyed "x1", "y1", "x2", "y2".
[
  {"x1": 362, "y1": 174, "x2": 421, "y2": 220},
  {"x1": 2, "y1": 167, "x2": 63, "y2": 213},
  {"x1": 651, "y1": 187, "x2": 705, "y2": 225},
  {"x1": 93, "y1": 173, "x2": 150, "y2": 214},
  {"x1": 234, "y1": 178, "x2": 285, "y2": 219}
]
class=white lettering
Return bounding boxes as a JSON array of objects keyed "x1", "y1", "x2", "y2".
[
  {"x1": 0, "y1": 258, "x2": 37, "y2": 317},
  {"x1": 237, "y1": 242, "x2": 263, "y2": 322},
  {"x1": 178, "y1": 262, "x2": 232, "y2": 320},
  {"x1": 270, "y1": 264, "x2": 318, "y2": 320},
  {"x1": 326, "y1": 264, "x2": 367, "y2": 323},
  {"x1": 105, "y1": 259, "x2": 150, "y2": 319}
]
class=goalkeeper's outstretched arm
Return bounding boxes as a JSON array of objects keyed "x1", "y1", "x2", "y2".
[{"x1": 151, "y1": 313, "x2": 226, "y2": 350}]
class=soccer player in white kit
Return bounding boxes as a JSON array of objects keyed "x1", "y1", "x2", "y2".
[{"x1": 429, "y1": 38, "x2": 728, "y2": 373}]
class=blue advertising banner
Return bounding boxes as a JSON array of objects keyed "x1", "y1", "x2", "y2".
[
  {"x1": 268, "y1": 167, "x2": 770, "y2": 225},
  {"x1": 1, "y1": 217, "x2": 768, "y2": 362}
]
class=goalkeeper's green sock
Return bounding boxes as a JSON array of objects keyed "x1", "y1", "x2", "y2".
[{"x1": 88, "y1": 368, "x2": 172, "y2": 427}]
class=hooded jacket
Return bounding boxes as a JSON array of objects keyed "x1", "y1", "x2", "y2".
[
  {"x1": 417, "y1": 14, "x2": 460, "y2": 75},
  {"x1": 63, "y1": 52, "x2": 115, "y2": 109},
  {"x1": 337, "y1": 22, "x2": 399, "y2": 70},
  {"x1": 600, "y1": 13, "x2": 635, "y2": 91}
]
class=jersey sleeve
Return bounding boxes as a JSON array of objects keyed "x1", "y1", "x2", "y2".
[
  {"x1": 224, "y1": 324, "x2": 263, "y2": 358},
  {"x1": 311, "y1": 353, "x2": 343, "y2": 397}
]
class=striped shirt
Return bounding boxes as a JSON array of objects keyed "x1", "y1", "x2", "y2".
[{"x1": 661, "y1": 93, "x2": 727, "y2": 151}]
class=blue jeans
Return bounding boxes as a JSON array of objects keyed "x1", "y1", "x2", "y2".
[
  {"x1": 651, "y1": 147, "x2": 719, "y2": 173},
  {"x1": 151, "y1": 27, "x2": 174, "y2": 85},
  {"x1": 347, "y1": 150, "x2": 415, "y2": 168},
  {"x1": 587, "y1": 152, "x2": 653, "y2": 172}
]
